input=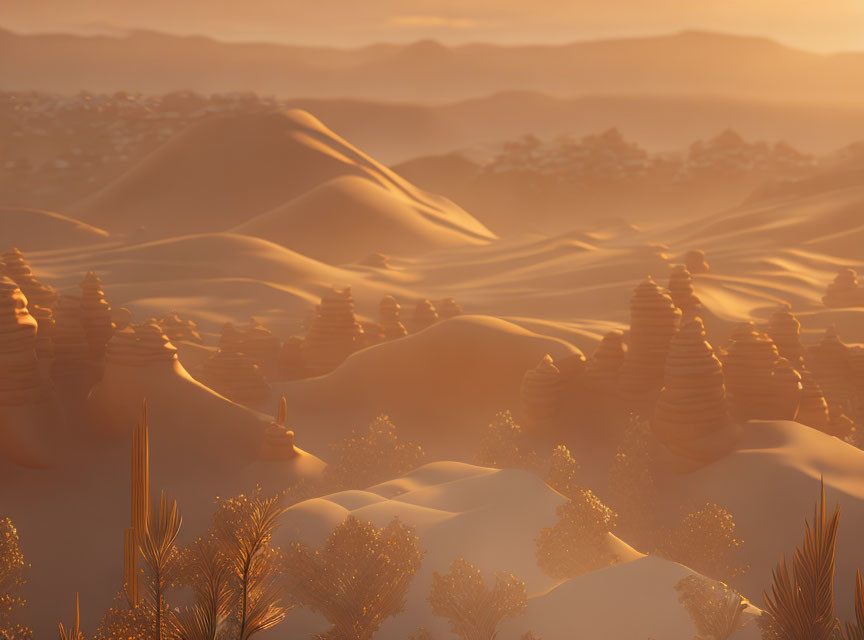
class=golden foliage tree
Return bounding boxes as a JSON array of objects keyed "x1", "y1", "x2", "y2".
[
  {"x1": 658, "y1": 503, "x2": 747, "y2": 586},
  {"x1": 326, "y1": 415, "x2": 425, "y2": 490},
  {"x1": 212, "y1": 492, "x2": 288, "y2": 640},
  {"x1": 535, "y1": 489, "x2": 618, "y2": 580},
  {"x1": 283, "y1": 516, "x2": 422, "y2": 640},
  {"x1": 474, "y1": 410, "x2": 538, "y2": 471},
  {"x1": 0, "y1": 517, "x2": 32, "y2": 640},
  {"x1": 544, "y1": 445, "x2": 580, "y2": 499},
  {"x1": 429, "y1": 558, "x2": 526, "y2": 640},
  {"x1": 675, "y1": 575, "x2": 749, "y2": 640},
  {"x1": 759, "y1": 483, "x2": 840, "y2": 640}
]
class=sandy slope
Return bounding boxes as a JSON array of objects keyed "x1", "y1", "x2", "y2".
[
  {"x1": 0, "y1": 206, "x2": 110, "y2": 251},
  {"x1": 661, "y1": 420, "x2": 864, "y2": 620},
  {"x1": 69, "y1": 110, "x2": 494, "y2": 261},
  {"x1": 668, "y1": 183, "x2": 864, "y2": 258},
  {"x1": 1, "y1": 355, "x2": 324, "y2": 636},
  {"x1": 234, "y1": 175, "x2": 490, "y2": 264},
  {"x1": 275, "y1": 316, "x2": 582, "y2": 456},
  {"x1": 276, "y1": 462, "x2": 760, "y2": 640}
]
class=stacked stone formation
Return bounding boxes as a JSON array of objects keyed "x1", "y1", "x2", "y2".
[
  {"x1": 219, "y1": 319, "x2": 280, "y2": 371},
  {"x1": 0, "y1": 278, "x2": 42, "y2": 405},
  {"x1": 160, "y1": 313, "x2": 202, "y2": 343},
  {"x1": 278, "y1": 336, "x2": 306, "y2": 378},
  {"x1": 105, "y1": 322, "x2": 179, "y2": 366},
  {"x1": 200, "y1": 349, "x2": 270, "y2": 404},
  {"x1": 555, "y1": 352, "x2": 587, "y2": 384},
  {"x1": 805, "y1": 327, "x2": 855, "y2": 414},
  {"x1": 379, "y1": 295, "x2": 408, "y2": 340},
  {"x1": 767, "y1": 306, "x2": 805, "y2": 366},
  {"x1": 586, "y1": 330, "x2": 628, "y2": 392},
  {"x1": 769, "y1": 358, "x2": 803, "y2": 421},
  {"x1": 1, "y1": 248, "x2": 57, "y2": 309},
  {"x1": 723, "y1": 324, "x2": 781, "y2": 420},
  {"x1": 684, "y1": 250, "x2": 710, "y2": 274},
  {"x1": 111, "y1": 307, "x2": 133, "y2": 331},
  {"x1": 29, "y1": 304, "x2": 55, "y2": 359},
  {"x1": 795, "y1": 370, "x2": 830, "y2": 431},
  {"x1": 438, "y1": 298, "x2": 464, "y2": 320},
  {"x1": 79, "y1": 271, "x2": 115, "y2": 361},
  {"x1": 668, "y1": 265, "x2": 702, "y2": 321},
  {"x1": 302, "y1": 287, "x2": 364, "y2": 374},
  {"x1": 651, "y1": 318, "x2": 729, "y2": 461},
  {"x1": 823, "y1": 268, "x2": 864, "y2": 308},
  {"x1": 618, "y1": 278, "x2": 682, "y2": 401},
  {"x1": 260, "y1": 398, "x2": 296, "y2": 460},
  {"x1": 412, "y1": 299, "x2": 439, "y2": 332},
  {"x1": 520, "y1": 354, "x2": 564, "y2": 424},
  {"x1": 51, "y1": 295, "x2": 94, "y2": 380}
]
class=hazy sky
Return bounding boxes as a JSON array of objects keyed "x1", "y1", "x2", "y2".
[{"x1": 5, "y1": 0, "x2": 864, "y2": 51}]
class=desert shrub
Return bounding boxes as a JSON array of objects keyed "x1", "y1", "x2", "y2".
[
  {"x1": 658, "y1": 503, "x2": 748, "y2": 585},
  {"x1": 284, "y1": 516, "x2": 421, "y2": 640},
  {"x1": 93, "y1": 593, "x2": 155, "y2": 640},
  {"x1": 0, "y1": 517, "x2": 32, "y2": 640},
  {"x1": 607, "y1": 414, "x2": 660, "y2": 549},
  {"x1": 545, "y1": 444, "x2": 580, "y2": 499},
  {"x1": 475, "y1": 410, "x2": 539, "y2": 471},
  {"x1": 535, "y1": 489, "x2": 619, "y2": 580},
  {"x1": 326, "y1": 414, "x2": 425, "y2": 490},
  {"x1": 429, "y1": 558, "x2": 526, "y2": 640},
  {"x1": 675, "y1": 575, "x2": 749, "y2": 640}
]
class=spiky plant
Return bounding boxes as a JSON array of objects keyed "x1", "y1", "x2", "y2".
[
  {"x1": 215, "y1": 493, "x2": 287, "y2": 640},
  {"x1": 139, "y1": 491, "x2": 183, "y2": 640},
  {"x1": 429, "y1": 557, "x2": 526, "y2": 640},
  {"x1": 842, "y1": 570, "x2": 864, "y2": 640},
  {"x1": 284, "y1": 516, "x2": 423, "y2": 640},
  {"x1": 126, "y1": 402, "x2": 151, "y2": 607},
  {"x1": 761, "y1": 482, "x2": 840, "y2": 640},
  {"x1": 58, "y1": 593, "x2": 83, "y2": 640},
  {"x1": 172, "y1": 539, "x2": 232, "y2": 640}
]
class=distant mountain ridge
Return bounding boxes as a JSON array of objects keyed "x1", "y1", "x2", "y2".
[{"x1": 4, "y1": 27, "x2": 864, "y2": 103}]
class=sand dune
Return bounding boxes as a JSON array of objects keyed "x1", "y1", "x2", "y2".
[
  {"x1": 666, "y1": 420, "x2": 864, "y2": 618},
  {"x1": 276, "y1": 316, "x2": 582, "y2": 455},
  {"x1": 670, "y1": 182, "x2": 864, "y2": 258},
  {"x1": 234, "y1": 174, "x2": 491, "y2": 264},
  {"x1": 70, "y1": 110, "x2": 493, "y2": 261},
  {"x1": 0, "y1": 206, "x2": 110, "y2": 251},
  {"x1": 277, "y1": 462, "x2": 760, "y2": 640}
]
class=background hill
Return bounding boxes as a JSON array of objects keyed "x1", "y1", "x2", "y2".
[{"x1": 5, "y1": 28, "x2": 864, "y2": 104}]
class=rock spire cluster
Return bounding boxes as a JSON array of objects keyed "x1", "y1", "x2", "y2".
[{"x1": 302, "y1": 287, "x2": 365, "y2": 374}]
